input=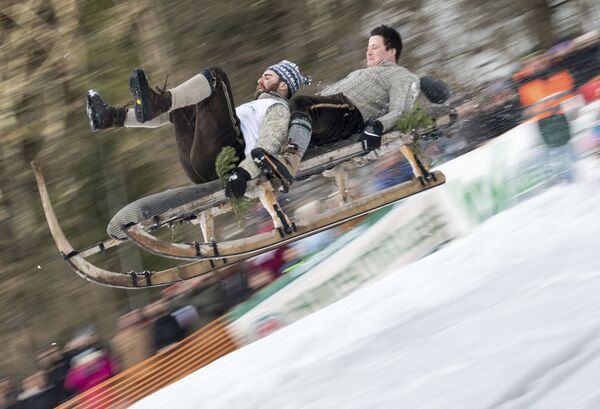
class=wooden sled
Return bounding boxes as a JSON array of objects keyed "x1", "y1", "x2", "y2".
[{"x1": 34, "y1": 116, "x2": 455, "y2": 287}]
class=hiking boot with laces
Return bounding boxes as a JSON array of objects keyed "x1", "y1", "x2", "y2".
[
  {"x1": 251, "y1": 144, "x2": 302, "y2": 193},
  {"x1": 129, "y1": 69, "x2": 172, "y2": 123},
  {"x1": 86, "y1": 90, "x2": 127, "y2": 131}
]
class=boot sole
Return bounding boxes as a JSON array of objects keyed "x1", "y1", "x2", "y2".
[
  {"x1": 86, "y1": 90, "x2": 102, "y2": 131},
  {"x1": 129, "y1": 69, "x2": 152, "y2": 123},
  {"x1": 86, "y1": 91, "x2": 98, "y2": 131},
  {"x1": 251, "y1": 148, "x2": 293, "y2": 193}
]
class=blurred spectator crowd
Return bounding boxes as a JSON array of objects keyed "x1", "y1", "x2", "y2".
[
  {"x1": 0, "y1": 226, "x2": 336, "y2": 408},
  {"x1": 420, "y1": 29, "x2": 600, "y2": 164}
]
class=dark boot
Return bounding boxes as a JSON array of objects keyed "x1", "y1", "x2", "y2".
[
  {"x1": 129, "y1": 69, "x2": 172, "y2": 123},
  {"x1": 251, "y1": 144, "x2": 302, "y2": 193},
  {"x1": 86, "y1": 90, "x2": 127, "y2": 131}
]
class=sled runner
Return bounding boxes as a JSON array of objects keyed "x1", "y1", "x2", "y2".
[{"x1": 32, "y1": 162, "x2": 262, "y2": 289}]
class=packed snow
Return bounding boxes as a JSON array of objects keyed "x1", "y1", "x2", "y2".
[{"x1": 133, "y1": 164, "x2": 600, "y2": 409}]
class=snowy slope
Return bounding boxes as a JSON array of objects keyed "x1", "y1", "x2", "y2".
[{"x1": 132, "y1": 173, "x2": 600, "y2": 409}]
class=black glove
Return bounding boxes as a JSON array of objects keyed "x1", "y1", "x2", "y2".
[
  {"x1": 360, "y1": 119, "x2": 383, "y2": 151},
  {"x1": 225, "y1": 167, "x2": 251, "y2": 198}
]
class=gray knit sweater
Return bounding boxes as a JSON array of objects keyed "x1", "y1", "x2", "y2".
[{"x1": 319, "y1": 61, "x2": 420, "y2": 132}]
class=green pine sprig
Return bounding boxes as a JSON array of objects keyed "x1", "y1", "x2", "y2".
[
  {"x1": 395, "y1": 105, "x2": 434, "y2": 134},
  {"x1": 395, "y1": 106, "x2": 433, "y2": 168},
  {"x1": 215, "y1": 146, "x2": 257, "y2": 223},
  {"x1": 216, "y1": 146, "x2": 239, "y2": 186}
]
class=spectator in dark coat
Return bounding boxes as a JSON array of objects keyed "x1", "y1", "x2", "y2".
[
  {"x1": 36, "y1": 343, "x2": 74, "y2": 403},
  {"x1": 15, "y1": 371, "x2": 59, "y2": 409},
  {"x1": 143, "y1": 300, "x2": 187, "y2": 354}
]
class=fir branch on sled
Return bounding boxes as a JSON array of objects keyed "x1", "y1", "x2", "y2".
[
  {"x1": 216, "y1": 146, "x2": 257, "y2": 223},
  {"x1": 395, "y1": 106, "x2": 433, "y2": 168},
  {"x1": 395, "y1": 105, "x2": 434, "y2": 134}
]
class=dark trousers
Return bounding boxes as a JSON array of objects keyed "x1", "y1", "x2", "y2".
[
  {"x1": 170, "y1": 67, "x2": 245, "y2": 184},
  {"x1": 289, "y1": 93, "x2": 364, "y2": 146}
]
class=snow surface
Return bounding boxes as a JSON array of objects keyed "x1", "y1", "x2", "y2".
[{"x1": 133, "y1": 166, "x2": 600, "y2": 409}]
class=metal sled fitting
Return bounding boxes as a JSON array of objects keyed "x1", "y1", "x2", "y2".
[
  {"x1": 398, "y1": 145, "x2": 436, "y2": 185},
  {"x1": 258, "y1": 181, "x2": 297, "y2": 238},
  {"x1": 188, "y1": 203, "x2": 232, "y2": 268}
]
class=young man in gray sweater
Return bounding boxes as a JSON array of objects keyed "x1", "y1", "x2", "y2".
[{"x1": 229, "y1": 25, "x2": 420, "y2": 196}]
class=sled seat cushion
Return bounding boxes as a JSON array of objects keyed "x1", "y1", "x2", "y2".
[{"x1": 107, "y1": 180, "x2": 222, "y2": 239}]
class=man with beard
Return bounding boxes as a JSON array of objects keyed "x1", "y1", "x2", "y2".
[
  {"x1": 87, "y1": 61, "x2": 310, "y2": 198},
  {"x1": 230, "y1": 25, "x2": 421, "y2": 196}
]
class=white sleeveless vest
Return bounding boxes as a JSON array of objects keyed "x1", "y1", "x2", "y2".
[{"x1": 236, "y1": 98, "x2": 285, "y2": 158}]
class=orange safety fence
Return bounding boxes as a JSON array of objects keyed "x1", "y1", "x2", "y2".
[{"x1": 56, "y1": 316, "x2": 239, "y2": 408}]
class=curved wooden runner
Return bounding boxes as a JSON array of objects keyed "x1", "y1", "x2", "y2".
[{"x1": 32, "y1": 161, "x2": 259, "y2": 288}]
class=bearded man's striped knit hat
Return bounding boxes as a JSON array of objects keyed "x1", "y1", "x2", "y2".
[{"x1": 268, "y1": 60, "x2": 311, "y2": 96}]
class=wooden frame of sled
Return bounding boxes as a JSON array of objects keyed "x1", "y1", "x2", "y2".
[
  {"x1": 33, "y1": 130, "x2": 445, "y2": 288},
  {"x1": 119, "y1": 131, "x2": 443, "y2": 260},
  {"x1": 124, "y1": 172, "x2": 445, "y2": 260}
]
